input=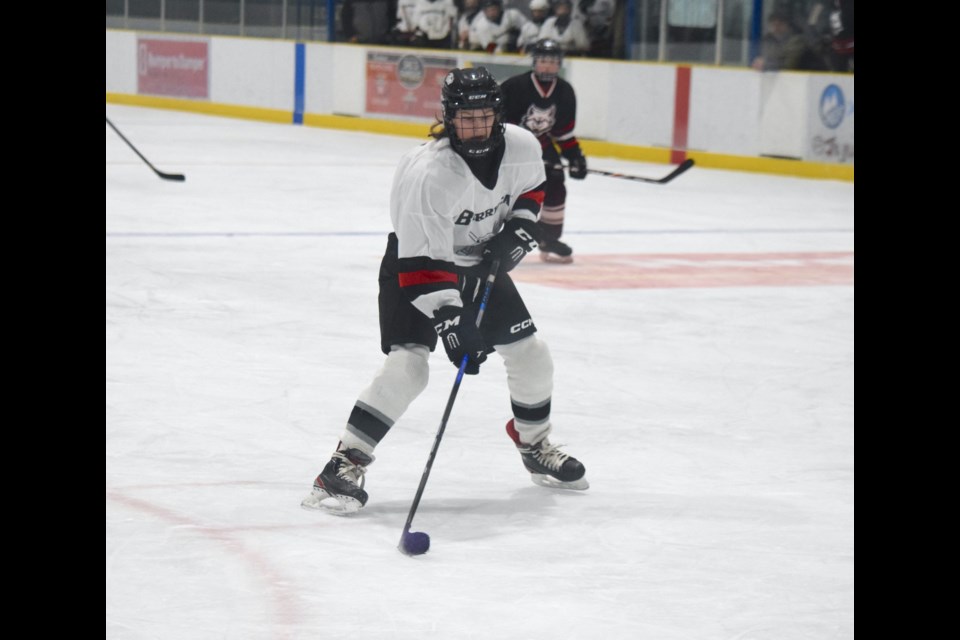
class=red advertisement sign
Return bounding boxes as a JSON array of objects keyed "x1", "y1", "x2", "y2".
[
  {"x1": 137, "y1": 39, "x2": 209, "y2": 99},
  {"x1": 365, "y1": 52, "x2": 457, "y2": 119}
]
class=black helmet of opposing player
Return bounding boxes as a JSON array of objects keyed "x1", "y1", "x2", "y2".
[
  {"x1": 441, "y1": 67, "x2": 505, "y2": 158},
  {"x1": 531, "y1": 38, "x2": 564, "y2": 83}
]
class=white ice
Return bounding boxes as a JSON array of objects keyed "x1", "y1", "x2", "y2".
[{"x1": 106, "y1": 105, "x2": 854, "y2": 639}]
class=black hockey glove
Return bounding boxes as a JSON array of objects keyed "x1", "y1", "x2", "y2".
[
  {"x1": 433, "y1": 305, "x2": 487, "y2": 375},
  {"x1": 563, "y1": 147, "x2": 588, "y2": 180},
  {"x1": 482, "y1": 217, "x2": 540, "y2": 273}
]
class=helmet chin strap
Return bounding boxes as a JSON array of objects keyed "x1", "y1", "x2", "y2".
[{"x1": 451, "y1": 127, "x2": 504, "y2": 158}]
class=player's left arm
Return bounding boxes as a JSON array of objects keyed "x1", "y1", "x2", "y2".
[
  {"x1": 483, "y1": 131, "x2": 546, "y2": 271},
  {"x1": 483, "y1": 183, "x2": 544, "y2": 272}
]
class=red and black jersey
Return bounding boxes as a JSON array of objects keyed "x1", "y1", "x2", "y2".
[{"x1": 500, "y1": 72, "x2": 580, "y2": 158}]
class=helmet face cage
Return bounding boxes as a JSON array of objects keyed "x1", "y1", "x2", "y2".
[
  {"x1": 531, "y1": 39, "x2": 563, "y2": 83},
  {"x1": 441, "y1": 67, "x2": 505, "y2": 158}
]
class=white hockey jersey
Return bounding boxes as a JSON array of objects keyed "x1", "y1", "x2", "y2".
[
  {"x1": 395, "y1": 0, "x2": 419, "y2": 32},
  {"x1": 390, "y1": 124, "x2": 546, "y2": 316},
  {"x1": 576, "y1": 0, "x2": 615, "y2": 33},
  {"x1": 537, "y1": 15, "x2": 590, "y2": 53},
  {"x1": 467, "y1": 8, "x2": 529, "y2": 52},
  {"x1": 412, "y1": 0, "x2": 457, "y2": 40},
  {"x1": 516, "y1": 19, "x2": 543, "y2": 51}
]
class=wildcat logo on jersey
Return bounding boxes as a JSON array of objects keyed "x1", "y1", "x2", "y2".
[
  {"x1": 522, "y1": 104, "x2": 557, "y2": 137},
  {"x1": 454, "y1": 194, "x2": 511, "y2": 225}
]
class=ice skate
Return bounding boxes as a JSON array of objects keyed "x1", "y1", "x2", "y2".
[
  {"x1": 506, "y1": 419, "x2": 588, "y2": 490},
  {"x1": 539, "y1": 239, "x2": 574, "y2": 264},
  {"x1": 301, "y1": 446, "x2": 374, "y2": 515}
]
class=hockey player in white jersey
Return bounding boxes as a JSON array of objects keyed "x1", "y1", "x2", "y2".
[
  {"x1": 537, "y1": 0, "x2": 590, "y2": 54},
  {"x1": 467, "y1": 0, "x2": 529, "y2": 53},
  {"x1": 302, "y1": 66, "x2": 588, "y2": 515},
  {"x1": 410, "y1": 0, "x2": 458, "y2": 48},
  {"x1": 516, "y1": 0, "x2": 551, "y2": 53}
]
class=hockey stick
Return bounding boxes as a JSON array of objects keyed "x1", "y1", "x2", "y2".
[
  {"x1": 105, "y1": 117, "x2": 186, "y2": 182},
  {"x1": 399, "y1": 258, "x2": 502, "y2": 556},
  {"x1": 585, "y1": 158, "x2": 694, "y2": 184}
]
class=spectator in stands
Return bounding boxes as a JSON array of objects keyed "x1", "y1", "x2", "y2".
[
  {"x1": 751, "y1": 9, "x2": 828, "y2": 71},
  {"x1": 517, "y1": 0, "x2": 551, "y2": 53},
  {"x1": 411, "y1": 0, "x2": 458, "y2": 48},
  {"x1": 341, "y1": 0, "x2": 396, "y2": 44},
  {"x1": 537, "y1": 0, "x2": 589, "y2": 55},
  {"x1": 467, "y1": 0, "x2": 529, "y2": 53},
  {"x1": 576, "y1": 0, "x2": 615, "y2": 58},
  {"x1": 391, "y1": 0, "x2": 420, "y2": 45},
  {"x1": 827, "y1": 0, "x2": 853, "y2": 72},
  {"x1": 457, "y1": 0, "x2": 483, "y2": 48}
]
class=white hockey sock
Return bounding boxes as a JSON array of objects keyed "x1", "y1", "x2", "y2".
[
  {"x1": 339, "y1": 344, "x2": 430, "y2": 455},
  {"x1": 496, "y1": 336, "x2": 554, "y2": 444}
]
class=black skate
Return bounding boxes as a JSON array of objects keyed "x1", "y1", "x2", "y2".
[
  {"x1": 539, "y1": 239, "x2": 574, "y2": 264},
  {"x1": 301, "y1": 446, "x2": 374, "y2": 515},
  {"x1": 506, "y1": 419, "x2": 588, "y2": 490}
]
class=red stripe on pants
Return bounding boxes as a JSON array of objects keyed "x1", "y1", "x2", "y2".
[{"x1": 398, "y1": 270, "x2": 458, "y2": 287}]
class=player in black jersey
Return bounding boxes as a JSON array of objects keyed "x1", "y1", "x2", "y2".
[{"x1": 500, "y1": 38, "x2": 587, "y2": 264}]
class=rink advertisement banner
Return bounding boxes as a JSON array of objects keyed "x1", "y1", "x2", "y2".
[
  {"x1": 806, "y1": 76, "x2": 854, "y2": 164},
  {"x1": 365, "y1": 52, "x2": 456, "y2": 118},
  {"x1": 137, "y1": 38, "x2": 209, "y2": 99}
]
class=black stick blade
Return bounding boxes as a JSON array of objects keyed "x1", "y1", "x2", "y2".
[
  {"x1": 586, "y1": 158, "x2": 695, "y2": 184},
  {"x1": 106, "y1": 116, "x2": 186, "y2": 183},
  {"x1": 657, "y1": 158, "x2": 695, "y2": 183}
]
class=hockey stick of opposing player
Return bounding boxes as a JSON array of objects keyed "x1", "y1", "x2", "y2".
[
  {"x1": 561, "y1": 158, "x2": 694, "y2": 184},
  {"x1": 106, "y1": 116, "x2": 186, "y2": 182},
  {"x1": 399, "y1": 258, "x2": 502, "y2": 556}
]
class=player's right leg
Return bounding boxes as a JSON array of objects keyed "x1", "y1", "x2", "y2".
[
  {"x1": 302, "y1": 233, "x2": 436, "y2": 514},
  {"x1": 538, "y1": 159, "x2": 574, "y2": 263},
  {"x1": 302, "y1": 343, "x2": 430, "y2": 514}
]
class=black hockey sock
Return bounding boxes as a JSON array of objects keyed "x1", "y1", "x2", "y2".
[{"x1": 537, "y1": 221, "x2": 563, "y2": 244}]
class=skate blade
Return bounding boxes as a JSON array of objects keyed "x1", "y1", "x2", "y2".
[
  {"x1": 539, "y1": 252, "x2": 573, "y2": 264},
  {"x1": 300, "y1": 489, "x2": 364, "y2": 515},
  {"x1": 530, "y1": 474, "x2": 589, "y2": 490}
]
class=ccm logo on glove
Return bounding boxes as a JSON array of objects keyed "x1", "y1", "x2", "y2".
[
  {"x1": 433, "y1": 306, "x2": 488, "y2": 374},
  {"x1": 482, "y1": 218, "x2": 541, "y2": 272}
]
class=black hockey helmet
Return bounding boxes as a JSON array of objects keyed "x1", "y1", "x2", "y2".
[
  {"x1": 530, "y1": 38, "x2": 564, "y2": 82},
  {"x1": 441, "y1": 66, "x2": 505, "y2": 158}
]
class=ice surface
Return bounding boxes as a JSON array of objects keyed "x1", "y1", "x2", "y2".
[{"x1": 106, "y1": 105, "x2": 854, "y2": 639}]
